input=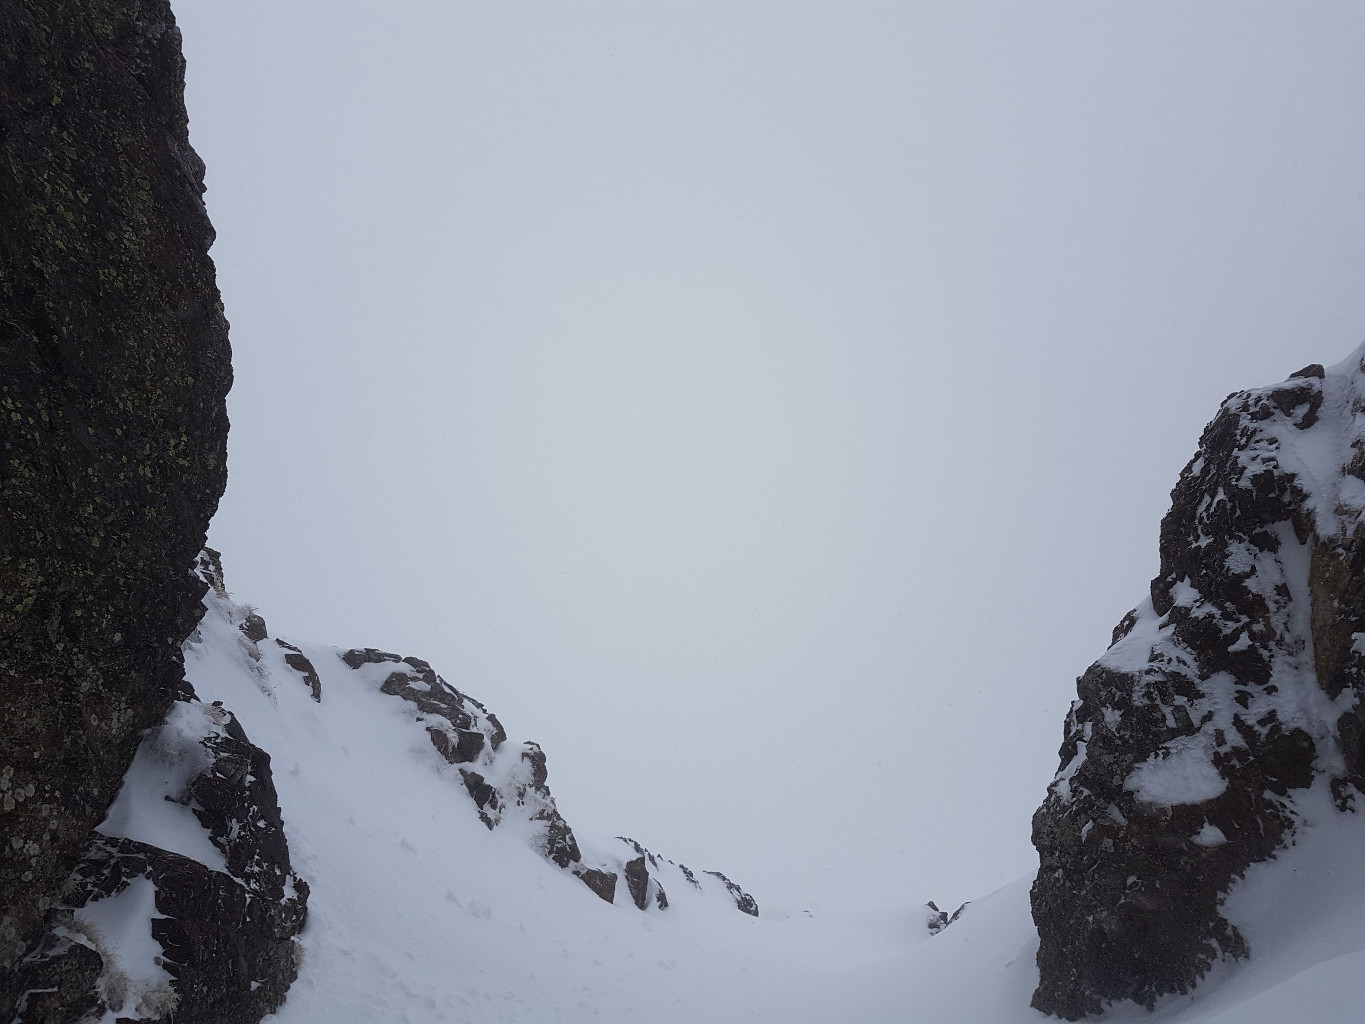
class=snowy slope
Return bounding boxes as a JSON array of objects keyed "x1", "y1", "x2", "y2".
[
  {"x1": 179, "y1": 573, "x2": 895, "y2": 1022},
  {"x1": 81, "y1": 561, "x2": 1365, "y2": 1023}
]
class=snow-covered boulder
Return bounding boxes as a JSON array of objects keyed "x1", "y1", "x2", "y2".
[
  {"x1": 10, "y1": 665, "x2": 308, "y2": 1023},
  {"x1": 1031, "y1": 349, "x2": 1365, "y2": 1018}
]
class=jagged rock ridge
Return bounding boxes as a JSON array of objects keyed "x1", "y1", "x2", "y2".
[
  {"x1": 14, "y1": 532, "x2": 767, "y2": 1018},
  {"x1": 1031, "y1": 350, "x2": 1365, "y2": 1018}
]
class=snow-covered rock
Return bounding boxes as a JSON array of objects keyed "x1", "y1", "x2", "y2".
[
  {"x1": 11, "y1": 648, "x2": 308, "y2": 1023},
  {"x1": 276, "y1": 642, "x2": 760, "y2": 917},
  {"x1": 1031, "y1": 349, "x2": 1365, "y2": 1018},
  {"x1": 14, "y1": 543, "x2": 763, "y2": 1021},
  {"x1": 196, "y1": 552, "x2": 758, "y2": 916}
]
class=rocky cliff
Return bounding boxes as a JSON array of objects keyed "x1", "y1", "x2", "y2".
[
  {"x1": 1031, "y1": 350, "x2": 1365, "y2": 1018},
  {"x1": 0, "y1": 0, "x2": 235, "y2": 1009}
]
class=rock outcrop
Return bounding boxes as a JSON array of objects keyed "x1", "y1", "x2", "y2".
[
  {"x1": 10, "y1": 685, "x2": 308, "y2": 1022},
  {"x1": 1031, "y1": 351, "x2": 1365, "y2": 1018},
  {"x1": 925, "y1": 900, "x2": 967, "y2": 936},
  {"x1": 6, "y1": 552, "x2": 310, "y2": 1022},
  {"x1": 0, "y1": 0, "x2": 232, "y2": 1009},
  {"x1": 334, "y1": 645, "x2": 760, "y2": 917}
]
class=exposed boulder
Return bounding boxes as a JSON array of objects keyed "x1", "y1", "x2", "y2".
[
  {"x1": 0, "y1": 0, "x2": 231, "y2": 1004},
  {"x1": 576, "y1": 866, "x2": 620, "y2": 904},
  {"x1": 925, "y1": 900, "x2": 968, "y2": 935},
  {"x1": 273, "y1": 639, "x2": 322, "y2": 701},
  {"x1": 1031, "y1": 349, "x2": 1365, "y2": 1017},
  {"x1": 618, "y1": 837, "x2": 669, "y2": 911},
  {"x1": 623, "y1": 853, "x2": 655, "y2": 910}
]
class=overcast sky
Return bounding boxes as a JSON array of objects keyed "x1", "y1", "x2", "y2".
[{"x1": 175, "y1": 1, "x2": 1365, "y2": 911}]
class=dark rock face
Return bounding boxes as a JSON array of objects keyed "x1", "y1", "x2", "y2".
[
  {"x1": 17, "y1": 836, "x2": 302, "y2": 1024},
  {"x1": 184, "y1": 695, "x2": 305, "y2": 904},
  {"x1": 0, "y1": 0, "x2": 231, "y2": 1005},
  {"x1": 6, "y1": 934, "x2": 104, "y2": 1024},
  {"x1": 576, "y1": 866, "x2": 620, "y2": 904},
  {"x1": 623, "y1": 852, "x2": 654, "y2": 911},
  {"x1": 1031, "y1": 351, "x2": 1365, "y2": 1018},
  {"x1": 618, "y1": 837, "x2": 667, "y2": 911},
  {"x1": 341, "y1": 647, "x2": 507, "y2": 764},
  {"x1": 273, "y1": 639, "x2": 321, "y2": 701},
  {"x1": 339, "y1": 647, "x2": 602, "y2": 886}
]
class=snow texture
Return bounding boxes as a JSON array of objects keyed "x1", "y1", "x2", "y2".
[
  {"x1": 142, "y1": 554, "x2": 1365, "y2": 1021},
  {"x1": 97, "y1": 700, "x2": 228, "y2": 874}
]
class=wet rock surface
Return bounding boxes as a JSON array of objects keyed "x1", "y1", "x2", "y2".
[
  {"x1": 0, "y1": 0, "x2": 231, "y2": 1006},
  {"x1": 1031, "y1": 350, "x2": 1365, "y2": 1018}
]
